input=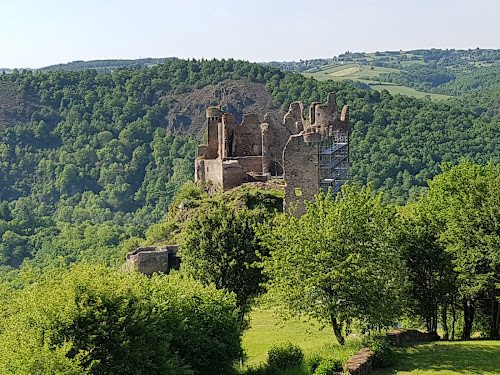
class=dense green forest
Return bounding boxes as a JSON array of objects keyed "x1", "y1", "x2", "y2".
[
  {"x1": 1, "y1": 162, "x2": 499, "y2": 374},
  {"x1": 0, "y1": 55, "x2": 499, "y2": 373},
  {"x1": 36, "y1": 58, "x2": 171, "y2": 73},
  {"x1": 0, "y1": 58, "x2": 499, "y2": 273}
]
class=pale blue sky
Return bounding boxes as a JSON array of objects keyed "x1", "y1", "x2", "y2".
[{"x1": 1, "y1": 0, "x2": 499, "y2": 68}]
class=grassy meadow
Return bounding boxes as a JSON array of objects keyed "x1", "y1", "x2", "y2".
[
  {"x1": 302, "y1": 62, "x2": 451, "y2": 101},
  {"x1": 243, "y1": 308, "x2": 500, "y2": 374},
  {"x1": 242, "y1": 307, "x2": 361, "y2": 367},
  {"x1": 372, "y1": 341, "x2": 500, "y2": 375}
]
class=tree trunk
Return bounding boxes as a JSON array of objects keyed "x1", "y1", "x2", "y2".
[
  {"x1": 441, "y1": 304, "x2": 449, "y2": 340},
  {"x1": 490, "y1": 299, "x2": 500, "y2": 339},
  {"x1": 451, "y1": 302, "x2": 456, "y2": 341},
  {"x1": 426, "y1": 317, "x2": 432, "y2": 333},
  {"x1": 331, "y1": 315, "x2": 345, "y2": 345},
  {"x1": 433, "y1": 305, "x2": 439, "y2": 332},
  {"x1": 462, "y1": 300, "x2": 475, "y2": 340}
]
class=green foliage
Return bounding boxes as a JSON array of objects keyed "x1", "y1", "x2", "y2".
[
  {"x1": 260, "y1": 184, "x2": 405, "y2": 345},
  {"x1": 0, "y1": 264, "x2": 242, "y2": 375},
  {"x1": 267, "y1": 342, "x2": 304, "y2": 370},
  {"x1": 379, "y1": 64, "x2": 455, "y2": 90},
  {"x1": 180, "y1": 199, "x2": 271, "y2": 317},
  {"x1": 312, "y1": 358, "x2": 343, "y2": 375},
  {"x1": 423, "y1": 161, "x2": 500, "y2": 338},
  {"x1": 396, "y1": 203, "x2": 456, "y2": 333},
  {"x1": 306, "y1": 355, "x2": 323, "y2": 374},
  {"x1": 361, "y1": 336, "x2": 395, "y2": 368}
]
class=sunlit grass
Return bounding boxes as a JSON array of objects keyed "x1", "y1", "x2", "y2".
[
  {"x1": 242, "y1": 307, "x2": 361, "y2": 367},
  {"x1": 372, "y1": 340, "x2": 500, "y2": 375}
]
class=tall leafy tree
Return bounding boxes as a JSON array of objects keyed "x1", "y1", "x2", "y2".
[
  {"x1": 180, "y1": 201, "x2": 269, "y2": 321},
  {"x1": 425, "y1": 161, "x2": 500, "y2": 339},
  {"x1": 397, "y1": 203, "x2": 457, "y2": 337},
  {"x1": 260, "y1": 184, "x2": 404, "y2": 345}
]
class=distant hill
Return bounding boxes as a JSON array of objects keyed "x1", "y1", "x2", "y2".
[
  {"x1": 36, "y1": 57, "x2": 173, "y2": 73},
  {"x1": 264, "y1": 49, "x2": 500, "y2": 98}
]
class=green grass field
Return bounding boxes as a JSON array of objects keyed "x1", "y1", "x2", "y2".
[
  {"x1": 302, "y1": 62, "x2": 451, "y2": 101},
  {"x1": 372, "y1": 341, "x2": 500, "y2": 375},
  {"x1": 242, "y1": 307, "x2": 361, "y2": 367},
  {"x1": 367, "y1": 83, "x2": 450, "y2": 100},
  {"x1": 243, "y1": 308, "x2": 500, "y2": 374}
]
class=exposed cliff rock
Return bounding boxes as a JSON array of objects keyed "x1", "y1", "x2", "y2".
[
  {"x1": 161, "y1": 79, "x2": 284, "y2": 140},
  {"x1": 0, "y1": 81, "x2": 44, "y2": 129}
]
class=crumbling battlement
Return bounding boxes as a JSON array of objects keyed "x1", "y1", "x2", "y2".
[{"x1": 195, "y1": 93, "x2": 349, "y2": 214}]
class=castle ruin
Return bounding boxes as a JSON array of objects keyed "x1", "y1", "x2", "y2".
[{"x1": 195, "y1": 92, "x2": 349, "y2": 214}]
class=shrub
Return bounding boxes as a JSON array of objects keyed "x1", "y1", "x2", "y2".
[
  {"x1": 0, "y1": 264, "x2": 243, "y2": 375},
  {"x1": 243, "y1": 365, "x2": 278, "y2": 375},
  {"x1": 267, "y1": 342, "x2": 304, "y2": 370},
  {"x1": 361, "y1": 336, "x2": 395, "y2": 368},
  {"x1": 313, "y1": 358, "x2": 343, "y2": 375},
  {"x1": 307, "y1": 354, "x2": 323, "y2": 374}
]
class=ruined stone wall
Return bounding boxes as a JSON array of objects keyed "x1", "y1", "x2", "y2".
[
  {"x1": 195, "y1": 92, "x2": 349, "y2": 214},
  {"x1": 124, "y1": 245, "x2": 180, "y2": 275},
  {"x1": 195, "y1": 158, "x2": 224, "y2": 191},
  {"x1": 381, "y1": 329, "x2": 440, "y2": 346},
  {"x1": 231, "y1": 114, "x2": 262, "y2": 157},
  {"x1": 283, "y1": 133, "x2": 320, "y2": 215},
  {"x1": 221, "y1": 159, "x2": 247, "y2": 190},
  {"x1": 262, "y1": 114, "x2": 294, "y2": 176},
  {"x1": 345, "y1": 348, "x2": 374, "y2": 375}
]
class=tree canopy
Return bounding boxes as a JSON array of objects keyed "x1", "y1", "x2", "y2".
[
  {"x1": 0, "y1": 263, "x2": 242, "y2": 375},
  {"x1": 260, "y1": 184, "x2": 405, "y2": 345}
]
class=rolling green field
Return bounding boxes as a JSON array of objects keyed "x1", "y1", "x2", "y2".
[
  {"x1": 242, "y1": 307, "x2": 361, "y2": 366},
  {"x1": 372, "y1": 341, "x2": 500, "y2": 375},
  {"x1": 303, "y1": 64, "x2": 451, "y2": 101},
  {"x1": 367, "y1": 83, "x2": 450, "y2": 100},
  {"x1": 243, "y1": 309, "x2": 500, "y2": 374}
]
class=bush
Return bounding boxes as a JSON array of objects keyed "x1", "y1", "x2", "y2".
[
  {"x1": 361, "y1": 336, "x2": 395, "y2": 368},
  {"x1": 243, "y1": 365, "x2": 278, "y2": 375},
  {"x1": 307, "y1": 354, "x2": 323, "y2": 374},
  {"x1": 267, "y1": 342, "x2": 304, "y2": 370},
  {"x1": 313, "y1": 358, "x2": 343, "y2": 375},
  {"x1": 0, "y1": 264, "x2": 243, "y2": 375}
]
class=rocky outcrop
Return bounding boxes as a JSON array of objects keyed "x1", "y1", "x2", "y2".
[{"x1": 161, "y1": 79, "x2": 283, "y2": 140}]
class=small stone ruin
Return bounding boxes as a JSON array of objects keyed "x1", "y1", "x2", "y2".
[{"x1": 124, "y1": 245, "x2": 180, "y2": 275}]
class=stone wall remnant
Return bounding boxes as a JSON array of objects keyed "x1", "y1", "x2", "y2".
[
  {"x1": 345, "y1": 347, "x2": 374, "y2": 375},
  {"x1": 124, "y1": 245, "x2": 180, "y2": 275}
]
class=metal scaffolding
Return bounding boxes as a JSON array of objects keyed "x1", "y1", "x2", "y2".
[{"x1": 319, "y1": 131, "x2": 348, "y2": 194}]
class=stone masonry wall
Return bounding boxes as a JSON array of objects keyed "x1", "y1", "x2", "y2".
[
  {"x1": 124, "y1": 245, "x2": 180, "y2": 275},
  {"x1": 283, "y1": 134, "x2": 320, "y2": 215},
  {"x1": 345, "y1": 347, "x2": 374, "y2": 375}
]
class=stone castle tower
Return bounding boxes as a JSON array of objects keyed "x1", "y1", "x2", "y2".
[{"x1": 195, "y1": 92, "x2": 349, "y2": 214}]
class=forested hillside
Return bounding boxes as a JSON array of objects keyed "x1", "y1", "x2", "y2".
[
  {"x1": 0, "y1": 58, "x2": 499, "y2": 273},
  {"x1": 0, "y1": 55, "x2": 499, "y2": 373}
]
